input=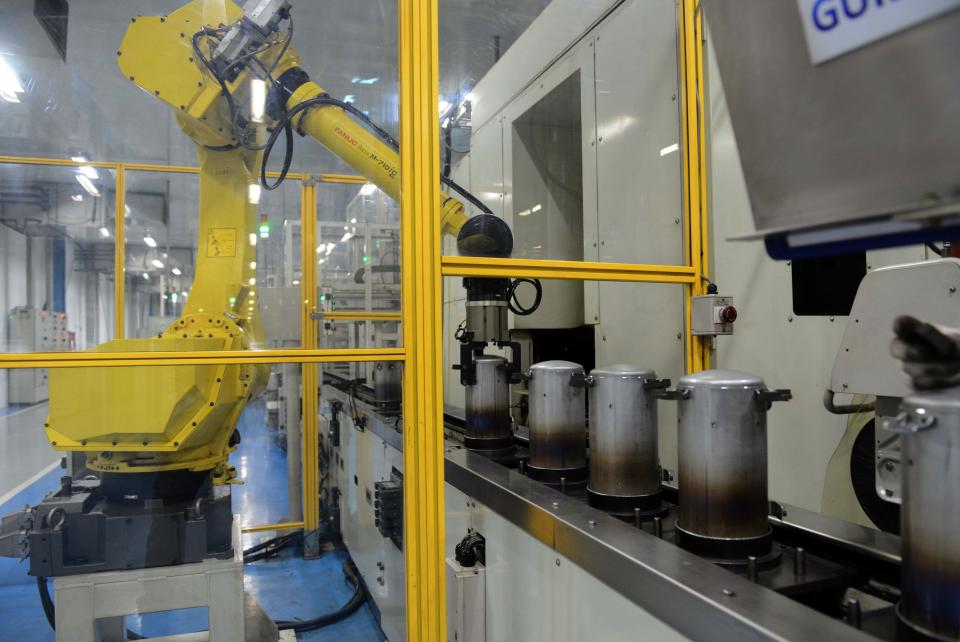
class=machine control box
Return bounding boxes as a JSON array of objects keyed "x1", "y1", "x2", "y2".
[
  {"x1": 691, "y1": 294, "x2": 737, "y2": 336},
  {"x1": 7, "y1": 307, "x2": 70, "y2": 403}
]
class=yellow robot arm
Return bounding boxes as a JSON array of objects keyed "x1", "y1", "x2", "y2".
[{"x1": 44, "y1": 0, "x2": 507, "y2": 484}]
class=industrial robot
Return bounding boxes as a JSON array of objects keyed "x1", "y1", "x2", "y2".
[{"x1": 0, "y1": 0, "x2": 527, "y2": 583}]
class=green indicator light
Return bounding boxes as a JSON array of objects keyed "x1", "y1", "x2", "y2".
[
  {"x1": 229, "y1": 296, "x2": 237, "y2": 305},
  {"x1": 362, "y1": 256, "x2": 371, "y2": 263},
  {"x1": 320, "y1": 294, "x2": 327, "y2": 301}
]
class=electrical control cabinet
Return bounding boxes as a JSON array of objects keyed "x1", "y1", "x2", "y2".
[{"x1": 6, "y1": 307, "x2": 69, "y2": 404}]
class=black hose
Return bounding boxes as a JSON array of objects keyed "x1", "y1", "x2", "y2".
[
  {"x1": 507, "y1": 278, "x2": 543, "y2": 316},
  {"x1": 274, "y1": 560, "x2": 367, "y2": 632},
  {"x1": 243, "y1": 530, "x2": 304, "y2": 563}
]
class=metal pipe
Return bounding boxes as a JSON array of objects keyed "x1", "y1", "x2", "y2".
[{"x1": 823, "y1": 388, "x2": 875, "y2": 415}]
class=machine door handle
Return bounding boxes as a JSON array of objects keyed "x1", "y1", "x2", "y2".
[{"x1": 882, "y1": 411, "x2": 937, "y2": 434}]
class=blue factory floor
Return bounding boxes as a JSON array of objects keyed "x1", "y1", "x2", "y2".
[{"x1": 0, "y1": 400, "x2": 385, "y2": 641}]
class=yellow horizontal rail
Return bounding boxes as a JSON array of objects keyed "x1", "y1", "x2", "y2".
[
  {"x1": 0, "y1": 348, "x2": 405, "y2": 369},
  {"x1": 321, "y1": 311, "x2": 403, "y2": 322},
  {"x1": 0, "y1": 156, "x2": 366, "y2": 185},
  {"x1": 441, "y1": 256, "x2": 697, "y2": 283},
  {"x1": 0, "y1": 155, "x2": 119, "y2": 170},
  {"x1": 317, "y1": 173, "x2": 369, "y2": 185},
  {"x1": 241, "y1": 521, "x2": 305, "y2": 534}
]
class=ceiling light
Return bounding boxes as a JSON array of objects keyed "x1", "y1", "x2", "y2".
[
  {"x1": 171, "y1": 267, "x2": 182, "y2": 276},
  {"x1": 350, "y1": 217, "x2": 357, "y2": 224},
  {"x1": 77, "y1": 165, "x2": 99, "y2": 180},
  {"x1": 439, "y1": 100, "x2": 451, "y2": 114},
  {"x1": 124, "y1": 204, "x2": 131, "y2": 217},
  {"x1": 249, "y1": 233, "x2": 257, "y2": 246},
  {"x1": 249, "y1": 261, "x2": 257, "y2": 270},
  {"x1": 517, "y1": 208, "x2": 531, "y2": 217},
  {"x1": 71, "y1": 155, "x2": 87, "y2": 163},
  {"x1": 292, "y1": 280, "x2": 300, "y2": 285},
  {"x1": 75, "y1": 174, "x2": 100, "y2": 197},
  {"x1": 142, "y1": 273, "x2": 150, "y2": 281},
  {"x1": 352, "y1": 76, "x2": 379, "y2": 85},
  {"x1": 250, "y1": 78, "x2": 266, "y2": 123},
  {"x1": 248, "y1": 277, "x2": 256, "y2": 285},
  {"x1": 360, "y1": 183, "x2": 376, "y2": 196},
  {"x1": 248, "y1": 183, "x2": 262, "y2": 205},
  {"x1": 343, "y1": 94, "x2": 356, "y2": 104},
  {"x1": 660, "y1": 143, "x2": 679, "y2": 157},
  {"x1": 0, "y1": 56, "x2": 24, "y2": 103},
  {"x1": 98, "y1": 227, "x2": 110, "y2": 238},
  {"x1": 465, "y1": 92, "x2": 475, "y2": 102},
  {"x1": 71, "y1": 194, "x2": 83, "y2": 202},
  {"x1": 151, "y1": 259, "x2": 164, "y2": 269},
  {"x1": 143, "y1": 233, "x2": 157, "y2": 248},
  {"x1": 531, "y1": 204, "x2": 542, "y2": 213},
  {"x1": 318, "y1": 258, "x2": 326, "y2": 265},
  {"x1": 340, "y1": 232, "x2": 353, "y2": 243}
]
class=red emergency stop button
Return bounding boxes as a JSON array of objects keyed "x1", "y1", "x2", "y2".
[{"x1": 719, "y1": 305, "x2": 738, "y2": 324}]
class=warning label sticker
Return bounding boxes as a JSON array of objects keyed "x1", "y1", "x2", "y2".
[{"x1": 206, "y1": 228, "x2": 237, "y2": 257}]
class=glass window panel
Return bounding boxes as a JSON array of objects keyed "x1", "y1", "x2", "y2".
[
  {"x1": 316, "y1": 182, "x2": 401, "y2": 350},
  {"x1": 0, "y1": 163, "x2": 117, "y2": 417},
  {"x1": 442, "y1": 275, "x2": 686, "y2": 478},
  {"x1": 439, "y1": 0, "x2": 684, "y2": 266},
  {"x1": 0, "y1": 2, "x2": 397, "y2": 174},
  {"x1": 124, "y1": 170, "x2": 301, "y2": 348},
  {"x1": 317, "y1": 359, "x2": 405, "y2": 640}
]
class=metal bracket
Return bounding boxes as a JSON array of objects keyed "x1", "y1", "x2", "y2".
[
  {"x1": 882, "y1": 411, "x2": 937, "y2": 434},
  {"x1": 643, "y1": 378, "x2": 671, "y2": 391},
  {"x1": 656, "y1": 388, "x2": 690, "y2": 401},
  {"x1": 570, "y1": 371, "x2": 590, "y2": 388},
  {"x1": 756, "y1": 389, "x2": 792, "y2": 408}
]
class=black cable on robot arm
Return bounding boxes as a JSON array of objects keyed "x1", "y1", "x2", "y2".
[{"x1": 259, "y1": 95, "x2": 496, "y2": 215}]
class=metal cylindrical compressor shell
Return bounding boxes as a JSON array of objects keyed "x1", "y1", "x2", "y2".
[
  {"x1": 373, "y1": 361, "x2": 402, "y2": 407},
  {"x1": 889, "y1": 389, "x2": 960, "y2": 641},
  {"x1": 527, "y1": 360, "x2": 588, "y2": 483},
  {"x1": 674, "y1": 370, "x2": 782, "y2": 559},
  {"x1": 465, "y1": 355, "x2": 513, "y2": 449},
  {"x1": 587, "y1": 365, "x2": 661, "y2": 512}
]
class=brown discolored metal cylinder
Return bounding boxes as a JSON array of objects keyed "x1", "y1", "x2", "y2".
[
  {"x1": 587, "y1": 365, "x2": 661, "y2": 511},
  {"x1": 891, "y1": 389, "x2": 960, "y2": 641},
  {"x1": 373, "y1": 361, "x2": 402, "y2": 407},
  {"x1": 465, "y1": 354, "x2": 513, "y2": 449},
  {"x1": 527, "y1": 360, "x2": 587, "y2": 483},
  {"x1": 674, "y1": 370, "x2": 779, "y2": 556}
]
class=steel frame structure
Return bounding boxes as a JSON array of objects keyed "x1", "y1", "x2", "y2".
[{"x1": 0, "y1": 1, "x2": 708, "y2": 637}]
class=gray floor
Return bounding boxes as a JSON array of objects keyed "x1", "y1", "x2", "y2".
[{"x1": 0, "y1": 402, "x2": 59, "y2": 506}]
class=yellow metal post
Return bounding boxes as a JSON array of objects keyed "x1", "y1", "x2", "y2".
[
  {"x1": 680, "y1": 0, "x2": 710, "y2": 374},
  {"x1": 399, "y1": 0, "x2": 446, "y2": 637},
  {"x1": 114, "y1": 165, "x2": 126, "y2": 340},
  {"x1": 300, "y1": 178, "x2": 320, "y2": 532}
]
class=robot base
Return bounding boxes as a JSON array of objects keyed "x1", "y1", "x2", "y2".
[
  {"x1": 51, "y1": 521, "x2": 277, "y2": 642},
  {"x1": 22, "y1": 475, "x2": 233, "y2": 578}
]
